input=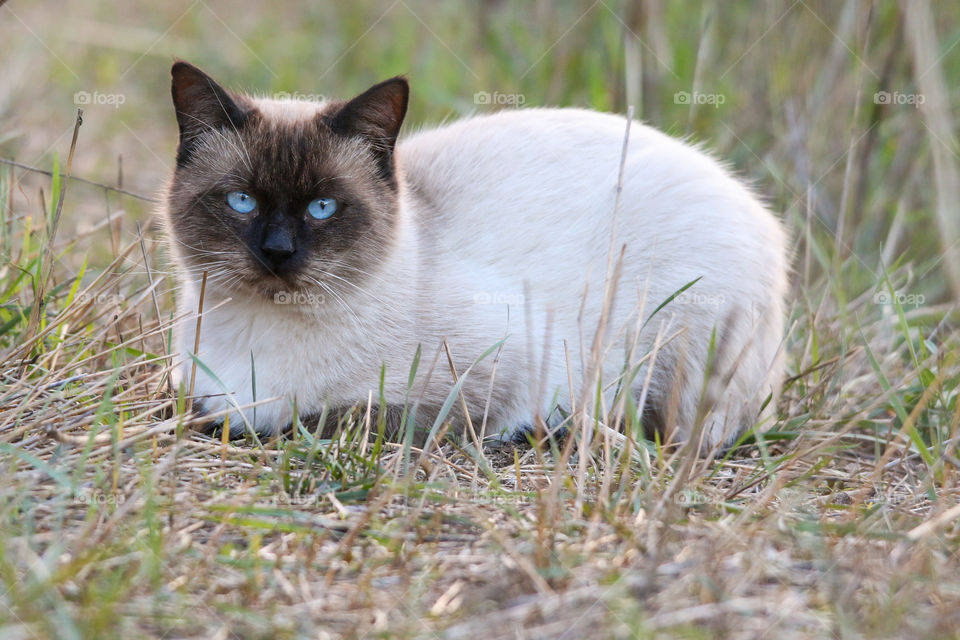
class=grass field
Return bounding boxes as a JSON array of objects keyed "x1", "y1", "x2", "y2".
[{"x1": 2, "y1": 1, "x2": 960, "y2": 638}]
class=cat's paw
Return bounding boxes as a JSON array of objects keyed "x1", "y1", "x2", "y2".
[
  {"x1": 185, "y1": 396, "x2": 232, "y2": 435},
  {"x1": 511, "y1": 422, "x2": 569, "y2": 447},
  {"x1": 185, "y1": 390, "x2": 288, "y2": 438}
]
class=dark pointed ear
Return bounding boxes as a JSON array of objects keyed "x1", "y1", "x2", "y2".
[
  {"x1": 328, "y1": 77, "x2": 409, "y2": 182},
  {"x1": 171, "y1": 61, "x2": 251, "y2": 167}
]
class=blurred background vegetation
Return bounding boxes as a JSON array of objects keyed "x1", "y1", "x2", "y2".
[{"x1": 2, "y1": 0, "x2": 958, "y2": 311}]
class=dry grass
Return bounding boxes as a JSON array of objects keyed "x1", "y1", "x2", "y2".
[{"x1": 2, "y1": 1, "x2": 960, "y2": 638}]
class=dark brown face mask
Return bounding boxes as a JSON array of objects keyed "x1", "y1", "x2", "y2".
[{"x1": 165, "y1": 60, "x2": 409, "y2": 300}]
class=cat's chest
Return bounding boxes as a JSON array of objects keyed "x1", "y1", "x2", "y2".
[{"x1": 193, "y1": 300, "x2": 380, "y2": 400}]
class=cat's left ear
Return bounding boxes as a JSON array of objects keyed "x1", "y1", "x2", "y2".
[
  {"x1": 171, "y1": 61, "x2": 251, "y2": 167},
  {"x1": 328, "y1": 77, "x2": 409, "y2": 182}
]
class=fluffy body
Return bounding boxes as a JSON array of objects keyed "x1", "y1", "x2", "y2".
[{"x1": 166, "y1": 81, "x2": 788, "y2": 449}]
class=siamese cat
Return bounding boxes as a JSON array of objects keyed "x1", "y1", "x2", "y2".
[{"x1": 163, "y1": 60, "x2": 788, "y2": 450}]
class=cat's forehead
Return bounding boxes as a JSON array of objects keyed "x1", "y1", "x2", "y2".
[
  {"x1": 190, "y1": 100, "x2": 370, "y2": 193},
  {"x1": 253, "y1": 97, "x2": 328, "y2": 121}
]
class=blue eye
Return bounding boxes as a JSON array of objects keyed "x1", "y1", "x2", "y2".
[
  {"x1": 308, "y1": 197, "x2": 338, "y2": 220},
  {"x1": 226, "y1": 191, "x2": 256, "y2": 214}
]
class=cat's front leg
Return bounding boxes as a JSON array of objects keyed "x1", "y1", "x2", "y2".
[{"x1": 173, "y1": 353, "x2": 293, "y2": 437}]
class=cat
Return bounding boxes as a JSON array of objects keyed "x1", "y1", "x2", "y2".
[{"x1": 163, "y1": 60, "x2": 788, "y2": 450}]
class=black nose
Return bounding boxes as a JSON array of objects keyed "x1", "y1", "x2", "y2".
[{"x1": 261, "y1": 225, "x2": 296, "y2": 269}]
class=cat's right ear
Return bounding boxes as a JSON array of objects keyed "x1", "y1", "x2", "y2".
[
  {"x1": 328, "y1": 77, "x2": 409, "y2": 183},
  {"x1": 171, "y1": 61, "x2": 250, "y2": 167}
]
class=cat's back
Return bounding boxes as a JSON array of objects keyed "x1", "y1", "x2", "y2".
[
  {"x1": 400, "y1": 107, "x2": 633, "y2": 167},
  {"x1": 396, "y1": 107, "x2": 780, "y2": 275},
  {"x1": 397, "y1": 108, "x2": 753, "y2": 227},
  {"x1": 399, "y1": 108, "x2": 683, "y2": 206}
]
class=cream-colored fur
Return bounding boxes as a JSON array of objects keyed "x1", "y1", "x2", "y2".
[{"x1": 170, "y1": 104, "x2": 788, "y2": 448}]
